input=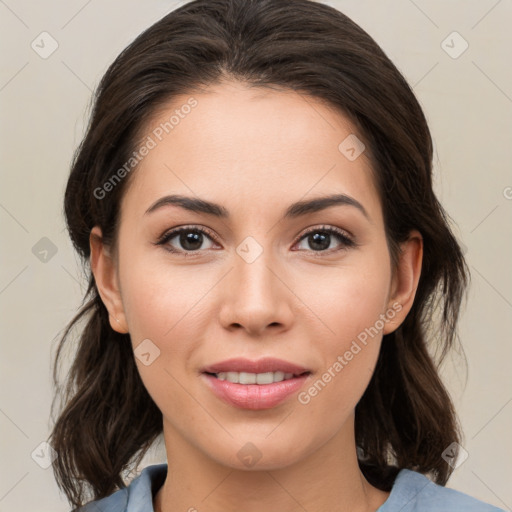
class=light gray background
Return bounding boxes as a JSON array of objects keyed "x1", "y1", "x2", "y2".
[{"x1": 1, "y1": 1, "x2": 511, "y2": 510}]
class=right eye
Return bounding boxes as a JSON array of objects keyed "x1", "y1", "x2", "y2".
[{"x1": 155, "y1": 226, "x2": 219, "y2": 254}]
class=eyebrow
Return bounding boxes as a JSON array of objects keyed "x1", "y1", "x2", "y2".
[{"x1": 144, "y1": 193, "x2": 369, "y2": 220}]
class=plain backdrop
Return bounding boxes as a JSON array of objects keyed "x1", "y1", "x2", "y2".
[{"x1": 0, "y1": 1, "x2": 511, "y2": 510}]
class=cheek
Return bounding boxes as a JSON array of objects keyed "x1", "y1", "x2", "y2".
[
  {"x1": 118, "y1": 257, "x2": 211, "y2": 417},
  {"x1": 296, "y1": 245, "x2": 391, "y2": 342},
  {"x1": 293, "y1": 248, "x2": 390, "y2": 410},
  {"x1": 118, "y1": 252, "x2": 215, "y2": 394},
  {"x1": 119, "y1": 249, "x2": 209, "y2": 341}
]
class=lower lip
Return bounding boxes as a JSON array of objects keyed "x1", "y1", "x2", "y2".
[{"x1": 202, "y1": 373, "x2": 310, "y2": 410}]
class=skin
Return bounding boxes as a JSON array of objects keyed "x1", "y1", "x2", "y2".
[{"x1": 90, "y1": 80, "x2": 422, "y2": 512}]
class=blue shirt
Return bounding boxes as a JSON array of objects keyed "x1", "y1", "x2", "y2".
[{"x1": 77, "y1": 463, "x2": 506, "y2": 511}]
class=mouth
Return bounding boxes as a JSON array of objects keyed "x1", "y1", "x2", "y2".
[
  {"x1": 200, "y1": 357, "x2": 312, "y2": 409},
  {"x1": 201, "y1": 356, "x2": 311, "y2": 378},
  {"x1": 201, "y1": 367, "x2": 312, "y2": 410},
  {"x1": 203, "y1": 370, "x2": 311, "y2": 385}
]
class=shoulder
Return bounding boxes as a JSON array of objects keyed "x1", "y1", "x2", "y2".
[
  {"x1": 74, "y1": 463, "x2": 168, "y2": 512},
  {"x1": 378, "y1": 468, "x2": 507, "y2": 512}
]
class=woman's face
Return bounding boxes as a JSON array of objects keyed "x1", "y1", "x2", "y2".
[{"x1": 92, "y1": 80, "x2": 420, "y2": 470}]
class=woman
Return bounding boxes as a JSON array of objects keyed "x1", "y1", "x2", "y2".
[{"x1": 48, "y1": 0, "x2": 506, "y2": 511}]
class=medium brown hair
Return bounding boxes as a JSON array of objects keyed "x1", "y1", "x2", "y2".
[{"x1": 49, "y1": 0, "x2": 469, "y2": 508}]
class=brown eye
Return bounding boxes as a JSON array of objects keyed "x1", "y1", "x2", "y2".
[
  {"x1": 156, "y1": 226, "x2": 217, "y2": 254},
  {"x1": 295, "y1": 226, "x2": 355, "y2": 252}
]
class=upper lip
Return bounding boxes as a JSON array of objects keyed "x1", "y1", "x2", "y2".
[{"x1": 201, "y1": 357, "x2": 311, "y2": 375}]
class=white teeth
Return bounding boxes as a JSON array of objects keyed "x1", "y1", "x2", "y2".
[
  {"x1": 226, "y1": 371, "x2": 240, "y2": 383},
  {"x1": 215, "y1": 371, "x2": 297, "y2": 384}
]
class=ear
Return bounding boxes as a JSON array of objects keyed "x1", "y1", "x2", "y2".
[
  {"x1": 383, "y1": 230, "x2": 423, "y2": 335},
  {"x1": 89, "y1": 226, "x2": 129, "y2": 334}
]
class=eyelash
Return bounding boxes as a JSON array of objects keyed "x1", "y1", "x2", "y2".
[{"x1": 154, "y1": 224, "x2": 356, "y2": 257}]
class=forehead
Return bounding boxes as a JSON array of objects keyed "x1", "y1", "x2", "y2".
[{"x1": 121, "y1": 81, "x2": 381, "y2": 221}]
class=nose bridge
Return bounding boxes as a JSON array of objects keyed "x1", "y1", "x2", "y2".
[
  {"x1": 235, "y1": 246, "x2": 275, "y2": 299},
  {"x1": 219, "y1": 238, "x2": 292, "y2": 333}
]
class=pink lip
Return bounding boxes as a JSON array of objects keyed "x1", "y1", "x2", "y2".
[
  {"x1": 201, "y1": 357, "x2": 310, "y2": 375},
  {"x1": 202, "y1": 373, "x2": 310, "y2": 410}
]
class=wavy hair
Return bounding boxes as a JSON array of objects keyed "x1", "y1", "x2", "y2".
[{"x1": 48, "y1": 0, "x2": 470, "y2": 508}]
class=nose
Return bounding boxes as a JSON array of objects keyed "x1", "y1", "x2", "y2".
[{"x1": 218, "y1": 247, "x2": 294, "y2": 336}]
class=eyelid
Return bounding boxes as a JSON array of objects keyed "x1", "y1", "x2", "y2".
[
  {"x1": 154, "y1": 223, "x2": 357, "y2": 254},
  {"x1": 295, "y1": 224, "x2": 354, "y2": 243},
  {"x1": 154, "y1": 224, "x2": 220, "y2": 247},
  {"x1": 171, "y1": 225, "x2": 216, "y2": 239},
  {"x1": 293, "y1": 224, "x2": 356, "y2": 251}
]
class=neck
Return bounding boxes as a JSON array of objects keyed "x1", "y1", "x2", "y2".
[{"x1": 153, "y1": 416, "x2": 390, "y2": 512}]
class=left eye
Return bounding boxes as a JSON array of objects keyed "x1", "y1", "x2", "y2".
[{"x1": 295, "y1": 228, "x2": 354, "y2": 252}]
